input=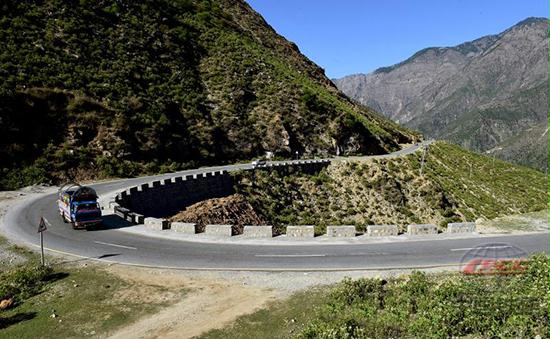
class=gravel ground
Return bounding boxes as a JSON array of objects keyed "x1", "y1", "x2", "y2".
[
  {"x1": 0, "y1": 185, "x2": 54, "y2": 269},
  {"x1": 108, "y1": 265, "x2": 457, "y2": 296}
]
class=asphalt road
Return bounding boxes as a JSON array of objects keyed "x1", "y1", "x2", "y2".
[{"x1": 3, "y1": 142, "x2": 548, "y2": 271}]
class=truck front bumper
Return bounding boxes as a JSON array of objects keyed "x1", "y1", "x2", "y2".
[{"x1": 74, "y1": 220, "x2": 102, "y2": 229}]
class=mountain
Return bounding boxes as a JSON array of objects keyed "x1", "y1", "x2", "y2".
[
  {"x1": 0, "y1": 0, "x2": 418, "y2": 190},
  {"x1": 334, "y1": 17, "x2": 549, "y2": 172},
  {"x1": 487, "y1": 120, "x2": 549, "y2": 171}
]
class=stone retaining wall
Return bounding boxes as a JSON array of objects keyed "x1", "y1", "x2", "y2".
[
  {"x1": 115, "y1": 160, "x2": 330, "y2": 219},
  {"x1": 171, "y1": 222, "x2": 197, "y2": 234},
  {"x1": 366, "y1": 225, "x2": 398, "y2": 236},
  {"x1": 447, "y1": 222, "x2": 476, "y2": 233},
  {"x1": 407, "y1": 224, "x2": 438, "y2": 235},
  {"x1": 204, "y1": 224, "x2": 232, "y2": 236},
  {"x1": 144, "y1": 217, "x2": 169, "y2": 231},
  {"x1": 243, "y1": 226, "x2": 273, "y2": 238},
  {"x1": 286, "y1": 225, "x2": 315, "y2": 237},
  {"x1": 326, "y1": 225, "x2": 356, "y2": 237},
  {"x1": 116, "y1": 171, "x2": 234, "y2": 218}
]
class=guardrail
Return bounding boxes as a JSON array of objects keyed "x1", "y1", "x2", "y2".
[{"x1": 110, "y1": 205, "x2": 477, "y2": 239}]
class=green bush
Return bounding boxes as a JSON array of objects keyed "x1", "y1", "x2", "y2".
[
  {"x1": 0, "y1": 165, "x2": 49, "y2": 190},
  {"x1": 0, "y1": 262, "x2": 52, "y2": 303},
  {"x1": 298, "y1": 254, "x2": 549, "y2": 338}
]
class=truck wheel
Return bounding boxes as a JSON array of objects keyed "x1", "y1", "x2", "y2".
[{"x1": 61, "y1": 213, "x2": 68, "y2": 223}]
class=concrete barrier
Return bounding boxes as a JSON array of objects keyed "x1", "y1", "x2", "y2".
[
  {"x1": 205, "y1": 224, "x2": 232, "y2": 236},
  {"x1": 367, "y1": 225, "x2": 398, "y2": 237},
  {"x1": 144, "y1": 217, "x2": 169, "y2": 230},
  {"x1": 149, "y1": 181, "x2": 161, "y2": 188},
  {"x1": 407, "y1": 224, "x2": 437, "y2": 235},
  {"x1": 286, "y1": 225, "x2": 315, "y2": 238},
  {"x1": 447, "y1": 222, "x2": 476, "y2": 233},
  {"x1": 114, "y1": 206, "x2": 129, "y2": 219},
  {"x1": 124, "y1": 212, "x2": 136, "y2": 223},
  {"x1": 171, "y1": 222, "x2": 197, "y2": 234},
  {"x1": 326, "y1": 225, "x2": 356, "y2": 237},
  {"x1": 242, "y1": 225, "x2": 273, "y2": 238},
  {"x1": 133, "y1": 213, "x2": 145, "y2": 224}
]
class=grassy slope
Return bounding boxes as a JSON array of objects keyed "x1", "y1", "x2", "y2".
[
  {"x1": 425, "y1": 142, "x2": 548, "y2": 220},
  {"x1": 0, "y1": 0, "x2": 417, "y2": 190},
  {"x1": 234, "y1": 142, "x2": 548, "y2": 233},
  {"x1": 0, "y1": 265, "x2": 179, "y2": 338},
  {"x1": 0, "y1": 242, "x2": 182, "y2": 338}
]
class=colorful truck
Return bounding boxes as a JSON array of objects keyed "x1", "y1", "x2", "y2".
[{"x1": 57, "y1": 183, "x2": 102, "y2": 229}]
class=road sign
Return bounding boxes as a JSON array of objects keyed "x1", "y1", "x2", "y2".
[
  {"x1": 37, "y1": 217, "x2": 48, "y2": 233},
  {"x1": 38, "y1": 217, "x2": 48, "y2": 266}
]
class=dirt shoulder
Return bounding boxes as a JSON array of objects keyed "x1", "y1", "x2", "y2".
[{"x1": 105, "y1": 266, "x2": 278, "y2": 339}]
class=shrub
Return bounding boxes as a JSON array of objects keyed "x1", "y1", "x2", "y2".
[
  {"x1": 0, "y1": 262, "x2": 53, "y2": 302},
  {"x1": 298, "y1": 254, "x2": 549, "y2": 338}
]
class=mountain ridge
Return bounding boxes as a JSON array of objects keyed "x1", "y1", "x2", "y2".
[
  {"x1": 334, "y1": 17, "x2": 549, "y2": 171},
  {"x1": 0, "y1": 0, "x2": 418, "y2": 189}
]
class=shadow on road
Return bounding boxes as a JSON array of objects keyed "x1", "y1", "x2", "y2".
[
  {"x1": 97, "y1": 253, "x2": 121, "y2": 259},
  {"x1": 88, "y1": 214, "x2": 133, "y2": 231}
]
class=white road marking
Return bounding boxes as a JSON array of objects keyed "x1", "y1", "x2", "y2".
[
  {"x1": 94, "y1": 241, "x2": 137, "y2": 250},
  {"x1": 450, "y1": 245, "x2": 512, "y2": 252},
  {"x1": 349, "y1": 252, "x2": 388, "y2": 256},
  {"x1": 255, "y1": 254, "x2": 326, "y2": 258}
]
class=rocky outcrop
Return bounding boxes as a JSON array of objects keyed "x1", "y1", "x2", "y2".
[{"x1": 169, "y1": 194, "x2": 266, "y2": 234}]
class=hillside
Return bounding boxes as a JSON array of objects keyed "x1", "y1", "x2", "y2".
[
  {"x1": 0, "y1": 0, "x2": 417, "y2": 190},
  {"x1": 335, "y1": 17, "x2": 549, "y2": 172},
  {"x1": 487, "y1": 120, "x2": 549, "y2": 172},
  {"x1": 232, "y1": 142, "x2": 548, "y2": 235}
]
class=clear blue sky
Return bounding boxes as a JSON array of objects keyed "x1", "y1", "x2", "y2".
[{"x1": 246, "y1": 0, "x2": 549, "y2": 79}]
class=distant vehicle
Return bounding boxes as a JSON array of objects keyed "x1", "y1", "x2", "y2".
[
  {"x1": 251, "y1": 159, "x2": 266, "y2": 168},
  {"x1": 57, "y1": 182, "x2": 102, "y2": 230}
]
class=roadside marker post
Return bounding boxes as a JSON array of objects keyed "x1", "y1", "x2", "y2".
[{"x1": 37, "y1": 217, "x2": 48, "y2": 266}]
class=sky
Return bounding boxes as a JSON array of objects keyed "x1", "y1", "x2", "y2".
[{"x1": 246, "y1": 0, "x2": 549, "y2": 79}]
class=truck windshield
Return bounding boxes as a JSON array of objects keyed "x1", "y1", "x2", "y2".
[{"x1": 76, "y1": 203, "x2": 99, "y2": 211}]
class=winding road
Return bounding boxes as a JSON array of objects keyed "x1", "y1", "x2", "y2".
[{"x1": 3, "y1": 142, "x2": 548, "y2": 271}]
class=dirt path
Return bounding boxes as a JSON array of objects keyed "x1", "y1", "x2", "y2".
[{"x1": 105, "y1": 266, "x2": 278, "y2": 339}]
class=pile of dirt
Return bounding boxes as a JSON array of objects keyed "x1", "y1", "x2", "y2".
[{"x1": 169, "y1": 194, "x2": 266, "y2": 234}]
